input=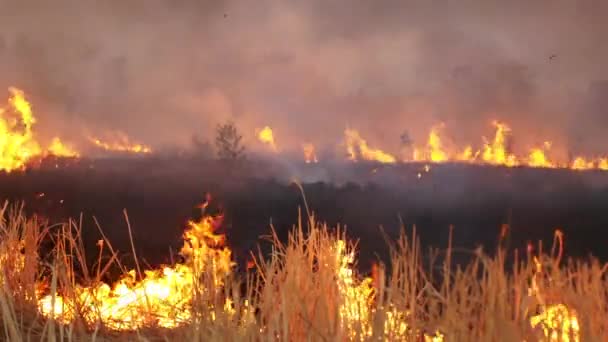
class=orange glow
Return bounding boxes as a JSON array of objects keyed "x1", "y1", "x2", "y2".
[
  {"x1": 344, "y1": 129, "x2": 396, "y2": 163},
  {"x1": 427, "y1": 124, "x2": 448, "y2": 162}
]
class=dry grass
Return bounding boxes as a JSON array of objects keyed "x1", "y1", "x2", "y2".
[{"x1": 0, "y1": 201, "x2": 606, "y2": 341}]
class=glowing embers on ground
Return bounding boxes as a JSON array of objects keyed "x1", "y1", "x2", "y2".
[
  {"x1": 38, "y1": 201, "x2": 233, "y2": 330},
  {"x1": 256, "y1": 126, "x2": 278, "y2": 152},
  {"x1": 0, "y1": 87, "x2": 79, "y2": 172},
  {"x1": 88, "y1": 131, "x2": 152, "y2": 154}
]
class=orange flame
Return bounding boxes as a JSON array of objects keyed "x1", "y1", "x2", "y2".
[
  {"x1": 481, "y1": 121, "x2": 518, "y2": 167},
  {"x1": 38, "y1": 200, "x2": 233, "y2": 330},
  {"x1": 344, "y1": 129, "x2": 396, "y2": 163},
  {"x1": 88, "y1": 132, "x2": 152, "y2": 154},
  {"x1": 47, "y1": 137, "x2": 79, "y2": 158},
  {"x1": 0, "y1": 87, "x2": 79, "y2": 172},
  {"x1": 527, "y1": 142, "x2": 555, "y2": 168},
  {"x1": 0, "y1": 87, "x2": 42, "y2": 172}
]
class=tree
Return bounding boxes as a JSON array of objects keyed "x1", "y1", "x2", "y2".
[{"x1": 215, "y1": 120, "x2": 245, "y2": 161}]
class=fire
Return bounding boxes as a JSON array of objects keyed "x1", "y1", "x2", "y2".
[
  {"x1": 387, "y1": 120, "x2": 608, "y2": 171},
  {"x1": 88, "y1": 132, "x2": 152, "y2": 154},
  {"x1": 527, "y1": 142, "x2": 555, "y2": 168},
  {"x1": 302, "y1": 143, "x2": 318, "y2": 163},
  {"x1": 0, "y1": 87, "x2": 79, "y2": 172},
  {"x1": 530, "y1": 304, "x2": 580, "y2": 342},
  {"x1": 0, "y1": 87, "x2": 42, "y2": 172},
  {"x1": 47, "y1": 137, "x2": 79, "y2": 158},
  {"x1": 38, "y1": 200, "x2": 233, "y2": 330},
  {"x1": 333, "y1": 240, "x2": 374, "y2": 336},
  {"x1": 481, "y1": 121, "x2": 518, "y2": 167},
  {"x1": 412, "y1": 124, "x2": 449, "y2": 162},
  {"x1": 344, "y1": 129, "x2": 396, "y2": 163},
  {"x1": 256, "y1": 126, "x2": 277, "y2": 152},
  {"x1": 427, "y1": 124, "x2": 448, "y2": 162}
]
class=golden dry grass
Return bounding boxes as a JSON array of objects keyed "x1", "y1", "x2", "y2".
[{"x1": 0, "y1": 201, "x2": 606, "y2": 341}]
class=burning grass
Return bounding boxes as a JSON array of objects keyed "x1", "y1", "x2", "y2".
[{"x1": 0, "y1": 199, "x2": 606, "y2": 341}]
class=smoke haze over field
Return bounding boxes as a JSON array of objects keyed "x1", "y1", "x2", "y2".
[{"x1": 0, "y1": 0, "x2": 607, "y2": 156}]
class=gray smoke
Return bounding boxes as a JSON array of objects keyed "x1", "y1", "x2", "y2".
[{"x1": 0, "y1": 0, "x2": 607, "y2": 156}]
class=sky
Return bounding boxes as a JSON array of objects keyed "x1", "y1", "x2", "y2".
[{"x1": 0, "y1": 0, "x2": 607, "y2": 157}]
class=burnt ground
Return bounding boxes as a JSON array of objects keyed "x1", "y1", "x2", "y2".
[{"x1": 1, "y1": 156, "x2": 608, "y2": 278}]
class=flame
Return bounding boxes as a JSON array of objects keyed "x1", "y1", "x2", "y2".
[
  {"x1": 302, "y1": 143, "x2": 318, "y2": 163},
  {"x1": 38, "y1": 200, "x2": 233, "y2": 330},
  {"x1": 427, "y1": 124, "x2": 448, "y2": 162},
  {"x1": 344, "y1": 129, "x2": 396, "y2": 163},
  {"x1": 47, "y1": 137, "x2": 79, "y2": 158},
  {"x1": 457, "y1": 145, "x2": 477, "y2": 162},
  {"x1": 481, "y1": 121, "x2": 518, "y2": 167},
  {"x1": 0, "y1": 87, "x2": 42, "y2": 172},
  {"x1": 530, "y1": 304, "x2": 580, "y2": 342},
  {"x1": 388, "y1": 121, "x2": 608, "y2": 171},
  {"x1": 256, "y1": 126, "x2": 277, "y2": 152},
  {"x1": 0, "y1": 87, "x2": 79, "y2": 172},
  {"x1": 88, "y1": 132, "x2": 152, "y2": 154},
  {"x1": 527, "y1": 142, "x2": 555, "y2": 168}
]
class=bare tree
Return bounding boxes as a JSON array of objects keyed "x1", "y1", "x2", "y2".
[{"x1": 215, "y1": 120, "x2": 245, "y2": 161}]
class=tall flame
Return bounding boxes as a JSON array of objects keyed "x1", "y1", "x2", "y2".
[
  {"x1": 481, "y1": 121, "x2": 518, "y2": 167},
  {"x1": 0, "y1": 87, "x2": 79, "y2": 172},
  {"x1": 0, "y1": 87, "x2": 42, "y2": 172},
  {"x1": 428, "y1": 124, "x2": 448, "y2": 162}
]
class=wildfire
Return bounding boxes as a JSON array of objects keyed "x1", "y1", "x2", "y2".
[
  {"x1": 388, "y1": 120, "x2": 608, "y2": 171},
  {"x1": 0, "y1": 87, "x2": 79, "y2": 172},
  {"x1": 0, "y1": 87, "x2": 41, "y2": 172},
  {"x1": 344, "y1": 128, "x2": 396, "y2": 164},
  {"x1": 47, "y1": 137, "x2": 79, "y2": 158},
  {"x1": 527, "y1": 142, "x2": 555, "y2": 168},
  {"x1": 413, "y1": 123, "x2": 449, "y2": 163},
  {"x1": 256, "y1": 126, "x2": 277, "y2": 152},
  {"x1": 38, "y1": 199, "x2": 233, "y2": 330},
  {"x1": 303, "y1": 142, "x2": 318, "y2": 163},
  {"x1": 88, "y1": 132, "x2": 152, "y2": 154}
]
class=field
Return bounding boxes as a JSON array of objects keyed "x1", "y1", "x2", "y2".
[{"x1": 0, "y1": 157, "x2": 607, "y2": 340}]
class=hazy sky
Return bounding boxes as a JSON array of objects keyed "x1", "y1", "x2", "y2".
[{"x1": 0, "y1": 0, "x2": 607, "y2": 156}]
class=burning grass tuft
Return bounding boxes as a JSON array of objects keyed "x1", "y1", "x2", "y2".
[{"x1": 0, "y1": 200, "x2": 606, "y2": 341}]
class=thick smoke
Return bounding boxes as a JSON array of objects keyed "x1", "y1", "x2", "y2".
[{"x1": 0, "y1": 0, "x2": 607, "y2": 156}]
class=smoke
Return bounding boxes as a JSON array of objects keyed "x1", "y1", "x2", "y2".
[{"x1": 0, "y1": 0, "x2": 607, "y2": 156}]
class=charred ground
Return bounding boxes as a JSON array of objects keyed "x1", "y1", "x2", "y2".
[{"x1": 2, "y1": 156, "x2": 608, "y2": 277}]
